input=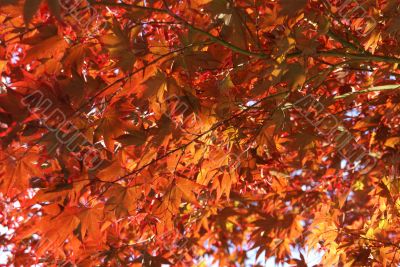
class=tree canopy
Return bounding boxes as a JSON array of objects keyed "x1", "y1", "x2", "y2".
[{"x1": 0, "y1": 0, "x2": 400, "y2": 265}]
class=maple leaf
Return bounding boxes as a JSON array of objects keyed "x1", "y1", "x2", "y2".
[
  {"x1": 0, "y1": 150, "x2": 42, "y2": 195},
  {"x1": 93, "y1": 103, "x2": 137, "y2": 151},
  {"x1": 101, "y1": 19, "x2": 143, "y2": 71},
  {"x1": 175, "y1": 177, "x2": 203, "y2": 205},
  {"x1": 24, "y1": 34, "x2": 68, "y2": 63},
  {"x1": 77, "y1": 204, "x2": 104, "y2": 240},
  {"x1": 2, "y1": 0, "x2": 400, "y2": 265},
  {"x1": 104, "y1": 184, "x2": 142, "y2": 218},
  {"x1": 96, "y1": 159, "x2": 126, "y2": 182},
  {"x1": 24, "y1": 206, "x2": 82, "y2": 257}
]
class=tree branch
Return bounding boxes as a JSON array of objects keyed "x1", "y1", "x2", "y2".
[
  {"x1": 344, "y1": 231, "x2": 400, "y2": 250},
  {"x1": 90, "y1": 1, "x2": 400, "y2": 64},
  {"x1": 110, "y1": 90, "x2": 290, "y2": 184},
  {"x1": 334, "y1": 84, "x2": 400, "y2": 99},
  {"x1": 316, "y1": 51, "x2": 400, "y2": 64},
  {"x1": 90, "y1": 0, "x2": 266, "y2": 58},
  {"x1": 326, "y1": 30, "x2": 363, "y2": 52}
]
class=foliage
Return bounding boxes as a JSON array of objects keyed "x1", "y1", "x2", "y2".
[{"x1": 0, "y1": 0, "x2": 400, "y2": 265}]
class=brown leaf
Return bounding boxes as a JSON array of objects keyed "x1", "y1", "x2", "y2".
[
  {"x1": 24, "y1": 0, "x2": 42, "y2": 24},
  {"x1": 47, "y1": 0, "x2": 61, "y2": 19}
]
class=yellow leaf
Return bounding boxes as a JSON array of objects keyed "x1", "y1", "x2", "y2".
[
  {"x1": 384, "y1": 137, "x2": 400, "y2": 148},
  {"x1": 353, "y1": 180, "x2": 364, "y2": 191}
]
